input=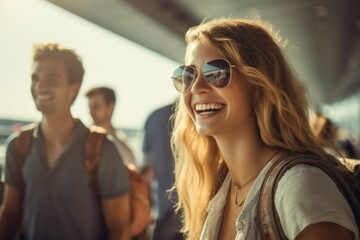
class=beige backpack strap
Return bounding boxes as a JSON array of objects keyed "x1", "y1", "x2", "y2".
[
  {"x1": 258, "y1": 152, "x2": 360, "y2": 239},
  {"x1": 84, "y1": 126, "x2": 107, "y2": 195},
  {"x1": 13, "y1": 123, "x2": 37, "y2": 190},
  {"x1": 14, "y1": 124, "x2": 37, "y2": 162},
  {"x1": 85, "y1": 126, "x2": 153, "y2": 236}
]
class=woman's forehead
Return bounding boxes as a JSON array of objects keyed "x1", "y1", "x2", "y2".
[{"x1": 185, "y1": 41, "x2": 224, "y2": 65}]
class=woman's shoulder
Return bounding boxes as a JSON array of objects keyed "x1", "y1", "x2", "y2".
[
  {"x1": 270, "y1": 151, "x2": 344, "y2": 184},
  {"x1": 274, "y1": 162, "x2": 359, "y2": 239},
  {"x1": 274, "y1": 162, "x2": 337, "y2": 203},
  {"x1": 279, "y1": 163, "x2": 326, "y2": 183}
]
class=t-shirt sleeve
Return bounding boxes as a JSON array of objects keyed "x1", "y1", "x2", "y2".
[
  {"x1": 98, "y1": 138, "x2": 130, "y2": 199},
  {"x1": 4, "y1": 133, "x2": 25, "y2": 190},
  {"x1": 275, "y1": 164, "x2": 359, "y2": 240}
]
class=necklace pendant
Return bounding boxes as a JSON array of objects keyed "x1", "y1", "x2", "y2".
[{"x1": 234, "y1": 189, "x2": 245, "y2": 207}]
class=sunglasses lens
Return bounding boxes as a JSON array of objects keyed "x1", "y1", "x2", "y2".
[
  {"x1": 172, "y1": 59, "x2": 232, "y2": 93},
  {"x1": 202, "y1": 59, "x2": 231, "y2": 88},
  {"x1": 172, "y1": 66, "x2": 195, "y2": 93}
]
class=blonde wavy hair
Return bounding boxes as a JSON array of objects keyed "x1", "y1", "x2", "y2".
[{"x1": 171, "y1": 18, "x2": 349, "y2": 239}]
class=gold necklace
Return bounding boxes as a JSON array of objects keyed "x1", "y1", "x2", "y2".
[
  {"x1": 233, "y1": 150, "x2": 281, "y2": 207},
  {"x1": 233, "y1": 176, "x2": 257, "y2": 207}
]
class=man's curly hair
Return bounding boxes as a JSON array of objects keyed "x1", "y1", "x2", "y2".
[{"x1": 32, "y1": 43, "x2": 84, "y2": 85}]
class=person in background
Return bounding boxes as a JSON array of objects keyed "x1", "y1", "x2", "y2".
[
  {"x1": 0, "y1": 43, "x2": 131, "y2": 240},
  {"x1": 310, "y1": 111, "x2": 340, "y2": 157},
  {"x1": 171, "y1": 18, "x2": 359, "y2": 239},
  {"x1": 85, "y1": 86, "x2": 136, "y2": 167},
  {"x1": 310, "y1": 111, "x2": 337, "y2": 144},
  {"x1": 338, "y1": 139, "x2": 357, "y2": 159},
  {"x1": 142, "y1": 101, "x2": 184, "y2": 240},
  {"x1": 310, "y1": 111, "x2": 359, "y2": 159}
]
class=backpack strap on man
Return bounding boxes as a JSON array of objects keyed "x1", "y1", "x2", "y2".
[
  {"x1": 84, "y1": 126, "x2": 107, "y2": 195},
  {"x1": 84, "y1": 125, "x2": 152, "y2": 236},
  {"x1": 13, "y1": 123, "x2": 37, "y2": 189},
  {"x1": 14, "y1": 124, "x2": 37, "y2": 163},
  {"x1": 258, "y1": 152, "x2": 360, "y2": 239}
]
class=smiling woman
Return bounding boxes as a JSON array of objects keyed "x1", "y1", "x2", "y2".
[
  {"x1": 0, "y1": 0, "x2": 178, "y2": 129},
  {"x1": 171, "y1": 18, "x2": 360, "y2": 240}
]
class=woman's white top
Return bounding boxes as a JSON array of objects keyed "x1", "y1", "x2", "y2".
[{"x1": 200, "y1": 161, "x2": 359, "y2": 240}]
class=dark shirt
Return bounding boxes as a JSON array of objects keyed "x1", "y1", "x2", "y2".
[{"x1": 142, "y1": 104, "x2": 177, "y2": 218}]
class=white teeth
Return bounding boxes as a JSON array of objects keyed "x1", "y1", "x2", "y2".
[
  {"x1": 195, "y1": 103, "x2": 224, "y2": 111},
  {"x1": 37, "y1": 94, "x2": 52, "y2": 100}
]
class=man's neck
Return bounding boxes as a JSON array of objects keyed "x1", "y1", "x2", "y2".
[{"x1": 41, "y1": 114, "x2": 77, "y2": 144}]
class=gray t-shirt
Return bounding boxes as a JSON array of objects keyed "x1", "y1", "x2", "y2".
[{"x1": 5, "y1": 120, "x2": 129, "y2": 240}]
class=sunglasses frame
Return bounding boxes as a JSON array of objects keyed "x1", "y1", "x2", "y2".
[{"x1": 171, "y1": 58, "x2": 236, "y2": 93}]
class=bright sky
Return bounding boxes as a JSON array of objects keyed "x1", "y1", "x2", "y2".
[{"x1": 0, "y1": 0, "x2": 180, "y2": 129}]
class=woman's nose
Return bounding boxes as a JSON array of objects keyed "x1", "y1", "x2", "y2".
[{"x1": 190, "y1": 72, "x2": 211, "y2": 94}]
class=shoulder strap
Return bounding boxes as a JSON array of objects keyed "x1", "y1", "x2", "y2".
[
  {"x1": 14, "y1": 124, "x2": 37, "y2": 163},
  {"x1": 85, "y1": 126, "x2": 153, "y2": 236},
  {"x1": 13, "y1": 123, "x2": 37, "y2": 189},
  {"x1": 258, "y1": 152, "x2": 360, "y2": 239},
  {"x1": 84, "y1": 126, "x2": 107, "y2": 195}
]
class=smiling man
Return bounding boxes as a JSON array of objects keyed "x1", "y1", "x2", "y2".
[{"x1": 0, "y1": 43, "x2": 131, "y2": 240}]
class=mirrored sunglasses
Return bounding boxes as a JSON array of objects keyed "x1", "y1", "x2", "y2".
[{"x1": 171, "y1": 58, "x2": 235, "y2": 93}]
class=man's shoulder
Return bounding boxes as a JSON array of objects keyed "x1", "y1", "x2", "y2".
[
  {"x1": 150, "y1": 104, "x2": 174, "y2": 118},
  {"x1": 111, "y1": 128, "x2": 128, "y2": 141},
  {"x1": 4, "y1": 132, "x2": 19, "y2": 154},
  {"x1": 145, "y1": 104, "x2": 174, "y2": 127},
  {"x1": 5, "y1": 123, "x2": 38, "y2": 149},
  {"x1": 101, "y1": 134, "x2": 124, "y2": 155}
]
